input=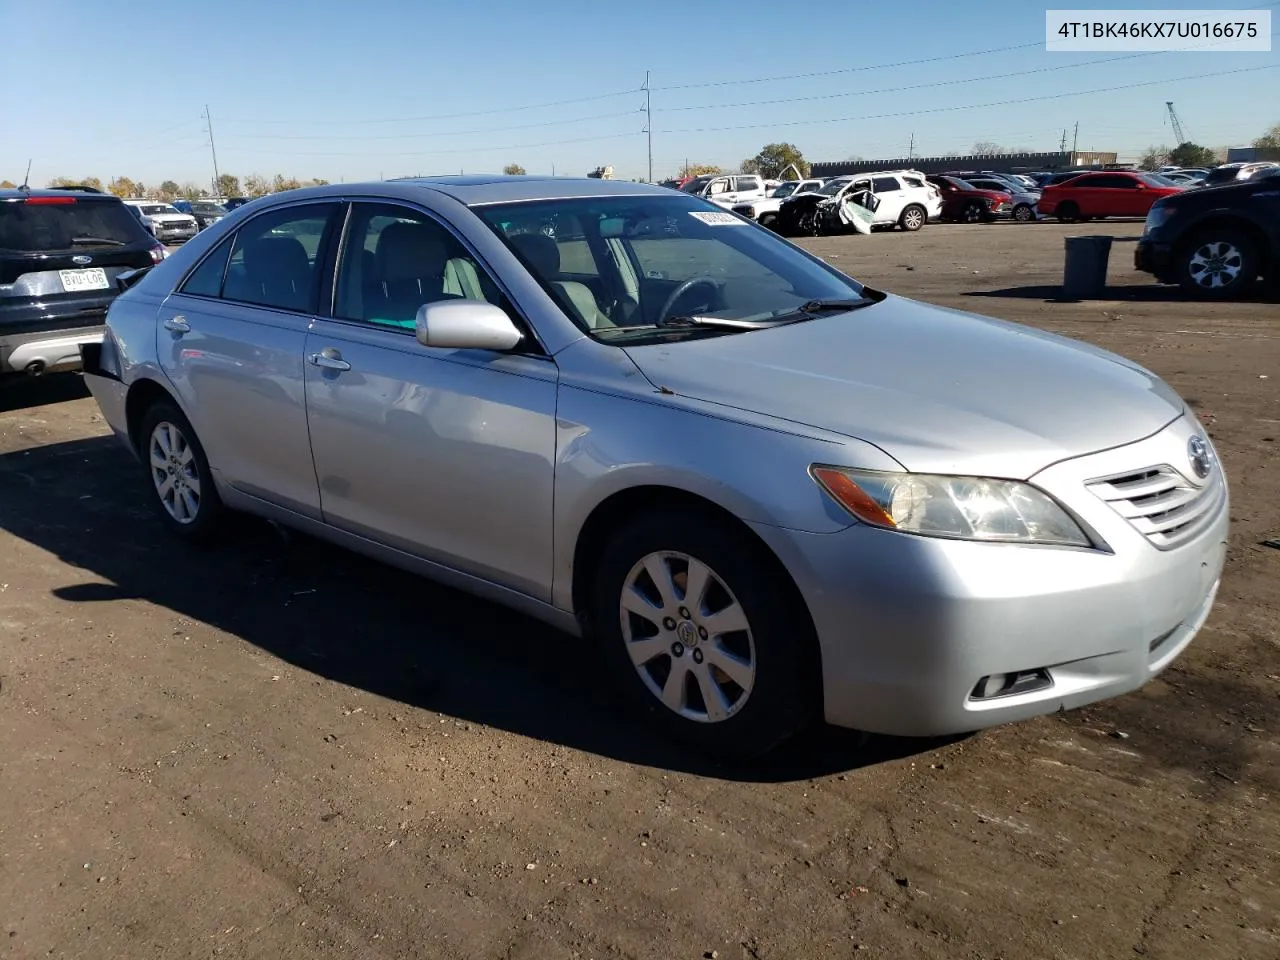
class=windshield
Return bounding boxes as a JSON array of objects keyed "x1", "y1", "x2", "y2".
[
  {"x1": 816, "y1": 179, "x2": 852, "y2": 196},
  {"x1": 771, "y1": 182, "x2": 800, "y2": 198},
  {"x1": 140, "y1": 204, "x2": 178, "y2": 216},
  {"x1": 679, "y1": 177, "x2": 713, "y2": 194},
  {"x1": 1141, "y1": 173, "x2": 1181, "y2": 188},
  {"x1": 476, "y1": 193, "x2": 865, "y2": 342}
]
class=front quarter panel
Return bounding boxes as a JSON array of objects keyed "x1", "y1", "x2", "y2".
[{"x1": 549, "y1": 337, "x2": 903, "y2": 611}]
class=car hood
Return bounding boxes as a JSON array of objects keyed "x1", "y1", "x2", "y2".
[
  {"x1": 623, "y1": 295, "x2": 1185, "y2": 479},
  {"x1": 149, "y1": 213, "x2": 195, "y2": 223}
]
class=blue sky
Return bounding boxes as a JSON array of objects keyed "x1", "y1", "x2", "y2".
[{"x1": 2, "y1": 0, "x2": 1275, "y2": 188}]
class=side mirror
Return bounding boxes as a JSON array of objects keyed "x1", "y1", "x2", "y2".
[{"x1": 415, "y1": 299, "x2": 523, "y2": 351}]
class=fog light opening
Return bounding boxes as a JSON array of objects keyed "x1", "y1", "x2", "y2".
[{"x1": 970, "y1": 669, "x2": 1053, "y2": 701}]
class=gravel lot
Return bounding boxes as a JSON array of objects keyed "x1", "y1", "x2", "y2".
[{"x1": 1, "y1": 220, "x2": 1277, "y2": 960}]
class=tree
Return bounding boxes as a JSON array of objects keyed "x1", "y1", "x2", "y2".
[
  {"x1": 216, "y1": 173, "x2": 241, "y2": 197},
  {"x1": 178, "y1": 181, "x2": 201, "y2": 200},
  {"x1": 307, "y1": 178, "x2": 329, "y2": 186},
  {"x1": 678, "y1": 163, "x2": 722, "y2": 178},
  {"x1": 502, "y1": 163, "x2": 526, "y2": 176},
  {"x1": 243, "y1": 174, "x2": 270, "y2": 197},
  {"x1": 1139, "y1": 146, "x2": 1170, "y2": 171},
  {"x1": 271, "y1": 174, "x2": 302, "y2": 193},
  {"x1": 158, "y1": 180, "x2": 180, "y2": 200},
  {"x1": 971, "y1": 141, "x2": 1007, "y2": 155},
  {"x1": 0, "y1": 180, "x2": 15, "y2": 188},
  {"x1": 108, "y1": 176, "x2": 137, "y2": 198},
  {"x1": 1167, "y1": 141, "x2": 1216, "y2": 168},
  {"x1": 741, "y1": 143, "x2": 809, "y2": 179},
  {"x1": 1254, "y1": 122, "x2": 1280, "y2": 150}
]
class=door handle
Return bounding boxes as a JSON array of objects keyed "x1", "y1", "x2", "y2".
[
  {"x1": 309, "y1": 348, "x2": 351, "y2": 372},
  {"x1": 163, "y1": 315, "x2": 190, "y2": 334}
]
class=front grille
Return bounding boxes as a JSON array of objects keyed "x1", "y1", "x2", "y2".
[{"x1": 1086, "y1": 464, "x2": 1224, "y2": 550}]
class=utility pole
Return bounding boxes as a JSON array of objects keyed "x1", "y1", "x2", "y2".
[
  {"x1": 1072, "y1": 121, "x2": 1079, "y2": 158},
  {"x1": 908, "y1": 132, "x2": 914, "y2": 160},
  {"x1": 643, "y1": 70, "x2": 653, "y2": 183},
  {"x1": 1060, "y1": 128, "x2": 1068, "y2": 152},
  {"x1": 204, "y1": 104, "x2": 221, "y2": 197}
]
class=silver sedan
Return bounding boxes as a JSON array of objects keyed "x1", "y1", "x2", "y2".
[{"x1": 82, "y1": 176, "x2": 1227, "y2": 760}]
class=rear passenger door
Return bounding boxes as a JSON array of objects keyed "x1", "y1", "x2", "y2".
[
  {"x1": 156, "y1": 201, "x2": 341, "y2": 518},
  {"x1": 870, "y1": 175, "x2": 906, "y2": 223},
  {"x1": 302, "y1": 200, "x2": 559, "y2": 599}
]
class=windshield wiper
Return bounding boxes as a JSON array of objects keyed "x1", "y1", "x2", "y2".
[
  {"x1": 70, "y1": 236, "x2": 126, "y2": 246},
  {"x1": 795, "y1": 298, "x2": 876, "y2": 314},
  {"x1": 656, "y1": 314, "x2": 781, "y2": 329}
]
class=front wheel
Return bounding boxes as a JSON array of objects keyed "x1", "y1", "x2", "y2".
[
  {"x1": 138, "y1": 400, "x2": 225, "y2": 541},
  {"x1": 758, "y1": 212, "x2": 778, "y2": 231},
  {"x1": 1013, "y1": 203, "x2": 1036, "y2": 222},
  {"x1": 961, "y1": 202, "x2": 985, "y2": 224},
  {"x1": 589, "y1": 508, "x2": 818, "y2": 760},
  {"x1": 1178, "y1": 229, "x2": 1258, "y2": 299},
  {"x1": 899, "y1": 204, "x2": 926, "y2": 231}
]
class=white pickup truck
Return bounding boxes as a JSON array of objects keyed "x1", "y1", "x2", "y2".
[{"x1": 731, "y1": 178, "x2": 825, "y2": 229}]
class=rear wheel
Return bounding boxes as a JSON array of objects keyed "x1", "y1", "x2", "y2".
[
  {"x1": 797, "y1": 209, "x2": 819, "y2": 236},
  {"x1": 1056, "y1": 201, "x2": 1081, "y2": 223},
  {"x1": 899, "y1": 204, "x2": 926, "y2": 231},
  {"x1": 138, "y1": 400, "x2": 225, "y2": 541},
  {"x1": 758, "y1": 212, "x2": 778, "y2": 230},
  {"x1": 1177, "y1": 229, "x2": 1258, "y2": 299},
  {"x1": 589, "y1": 508, "x2": 818, "y2": 760}
]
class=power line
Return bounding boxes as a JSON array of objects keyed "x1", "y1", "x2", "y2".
[
  {"x1": 212, "y1": 88, "x2": 639, "y2": 127},
  {"x1": 219, "y1": 108, "x2": 642, "y2": 142},
  {"x1": 219, "y1": 129, "x2": 646, "y2": 160},
  {"x1": 658, "y1": 65, "x2": 1278, "y2": 135}
]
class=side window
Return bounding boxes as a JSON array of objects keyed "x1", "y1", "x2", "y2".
[
  {"x1": 735, "y1": 176, "x2": 762, "y2": 193},
  {"x1": 850, "y1": 180, "x2": 872, "y2": 194},
  {"x1": 178, "y1": 234, "x2": 234, "y2": 297},
  {"x1": 871, "y1": 176, "x2": 901, "y2": 193},
  {"x1": 221, "y1": 203, "x2": 335, "y2": 312},
  {"x1": 709, "y1": 179, "x2": 730, "y2": 196},
  {"x1": 1108, "y1": 175, "x2": 1140, "y2": 189},
  {"x1": 1070, "y1": 175, "x2": 1105, "y2": 188},
  {"x1": 335, "y1": 202, "x2": 505, "y2": 330},
  {"x1": 902, "y1": 176, "x2": 926, "y2": 188}
]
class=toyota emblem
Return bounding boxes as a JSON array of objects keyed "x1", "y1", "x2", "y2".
[{"x1": 1187, "y1": 435, "x2": 1213, "y2": 480}]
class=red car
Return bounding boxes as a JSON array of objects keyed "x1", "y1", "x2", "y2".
[
  {"x1": 924, "y1": 175, "x2": 1011, "y2": 223},
  {"x1": 1037, "y1": 171, "x2": 1183, "y2": 222}
]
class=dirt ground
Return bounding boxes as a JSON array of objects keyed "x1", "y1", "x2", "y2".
[{"x1": 1, "y1": 220, "x2": 1277, "y2": 960}]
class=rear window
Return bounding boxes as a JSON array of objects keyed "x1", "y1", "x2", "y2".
[{"x1": 0, "y1": 199, "x2": 144, "y2": 252}]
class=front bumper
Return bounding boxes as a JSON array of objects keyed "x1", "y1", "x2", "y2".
[
  {"x1": 751, "y1": 414, "x2": 1228, "y2": 737},
  {"x1": 1135, "y1": 238, "x2": 1176, "y2": 280}
]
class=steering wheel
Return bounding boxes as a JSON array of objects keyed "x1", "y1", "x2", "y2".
[{"x1": 657, "y1": 276, "x2": 720, "y2": 324}]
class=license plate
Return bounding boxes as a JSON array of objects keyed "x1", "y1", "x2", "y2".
[{"x1": 58, "y1": 268, "x2": 109, "y2": 292}]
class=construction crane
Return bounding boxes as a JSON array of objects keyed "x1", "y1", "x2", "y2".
[{"x1": 1166, "y1": 101, "x2": 1189, "y2": 145}]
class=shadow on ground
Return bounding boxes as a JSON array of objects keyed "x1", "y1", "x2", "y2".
[
  {"x1": 0, "y1": 434, "x2": 943, "y2": 783},
  {"x1": 964, "y1": 283, "x2": 1280, "y2": 304},
  {"x1": 0, "y1": 372, "x2": 90, "y2": 413}
]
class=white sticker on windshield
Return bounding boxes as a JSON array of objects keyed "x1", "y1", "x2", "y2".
[{"x1": 688, "y1": 211, "x2": 747, "y2": 226}]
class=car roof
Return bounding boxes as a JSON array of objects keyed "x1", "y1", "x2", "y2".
[
  {"x1": 0, "y1": 186, "x2": 121, "y2": 201},
  {"x1": 235, "y1": 175, "x2": 670, "y2": 207}
]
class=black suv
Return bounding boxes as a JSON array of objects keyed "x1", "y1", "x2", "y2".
[
  {"x1": 1, "y1": 186, "x2": 164, "y2": 375},
  {"x1": 1135, "y1": 169, "x2": 1280, "y2": 299}
]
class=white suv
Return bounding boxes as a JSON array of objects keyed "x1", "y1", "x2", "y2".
[
  {"x1": 790, "y1": 170, "x2": 942, "y2": 233},
  {"x1": 679, "y1": 173, "x2": 769, "y2": 208}
]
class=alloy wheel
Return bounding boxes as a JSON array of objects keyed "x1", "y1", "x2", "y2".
[
  {"x1": 1188, "y1": 240, "x2": 1243, "y2": 289},
  {"x1": 618, "y1": 551, "x2": 756, "y2": 723},
  {"x1": 149, "y1": 421, "x2": 201, "y2": 524}
]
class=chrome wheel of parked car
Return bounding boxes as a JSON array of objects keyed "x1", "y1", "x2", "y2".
[
  {"x1": 619, "y1": 550, "x2": 756, "y2": 723},
  {"x1": 1181, "y1": 232, "x2": 1256, "y2": 298},
  {"x1": 961, "y1": 202, "x2": 985, "y2": 224},
  {"x1": 138, "y1": 400, "x2": 225, "y2": 540},
  {"x1": 1013, "y1": 203, "x2": 1036, "y2": 222},
  {"x1": 150, "y1": 421, "x2": 201, "y2": 524}
]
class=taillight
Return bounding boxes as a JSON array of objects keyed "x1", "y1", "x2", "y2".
[
  {"x1": 24, "y1": 196, "x2": 76, "y2": 205},
  {"x1": 149, "y1": 244, "x2": 165, "y2": 263}
]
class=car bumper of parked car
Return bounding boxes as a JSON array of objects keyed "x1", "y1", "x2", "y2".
[
  {"x1": 0, "y1": 324, "x2": 106, "y2": 375},
  {"x1": 1134, "y1": 238, "x2": 1176, "y2": 281},
  {"x1": 748, "y1": 414, "x2": 1228, "y2": 738}
]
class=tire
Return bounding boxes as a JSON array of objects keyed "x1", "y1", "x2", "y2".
[
  {"x1": 1013, "y1": 203, "x2": 1035, "y2": 222},
  {"x1": 961, "y1": 202, "x2": 985, "y2": 224},
  {"x1": 138, "y1": 400, "x2": 225, "y2": 541},
  {"x1": 797, "y1": 209, "x2": 819, "y2": 236},
  {"x1": 898, "y1": 204, "x2": 926, "y2": 231},
  {"x1": 758, "y1": 212, "x2": 778, "y2": 230},
  {"x1": 589, "y1": 507, "x2": 819, "y2": 761},
  {"x1": 1056, "y1": 201, "x2": 1081, "y2": 223},
  {"x1": 1177, "y1": 228, "x2": 1258, "y2": 300}
]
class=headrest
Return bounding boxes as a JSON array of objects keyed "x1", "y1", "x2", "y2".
[
  {"x1": 376, "y1": 221, "x2": 447, "y2": 282},
  {"x1": 508, "y1": 232, "x2": 560, "y2": 278}
]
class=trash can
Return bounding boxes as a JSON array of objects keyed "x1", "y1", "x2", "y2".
[{"x1": 1062, "y1": 235, "x2": 1113, "y2": 299}]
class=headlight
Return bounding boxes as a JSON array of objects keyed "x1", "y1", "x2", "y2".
[
  {"x1": 1144, "y1": 204, "x2": 1173, "y2": 233},
  {"x1": 810, "y1": 466, "x2": 1091, "y2": 546}
]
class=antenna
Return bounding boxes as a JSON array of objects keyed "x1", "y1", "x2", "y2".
[
  {"x1": 20, "y1": 159, "x2": 32, "y2": 190},
  {"x1": 204, "y1": 105, "x2": 221, "y2": 197}
]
